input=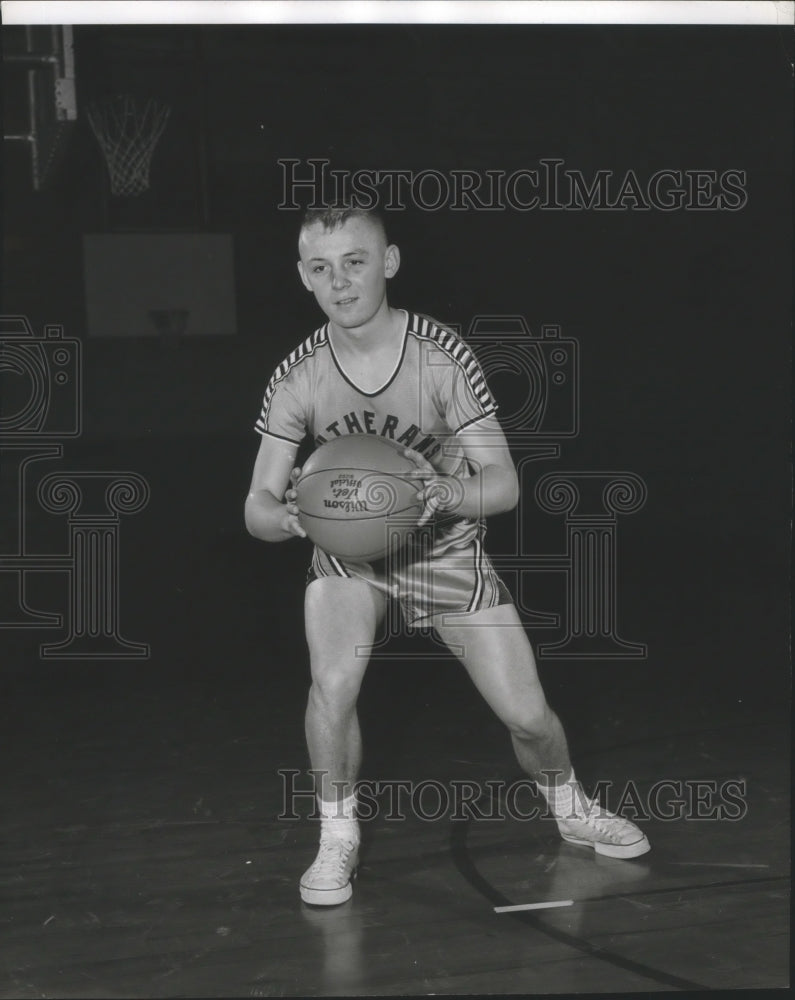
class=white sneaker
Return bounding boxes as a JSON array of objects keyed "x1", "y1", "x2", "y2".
[
  {"x1": 300, "y1": 837, "x2": 359, "y2": 906},
  {"x1": 556, "y1": 805, "x2": 650, "y2": 859}
]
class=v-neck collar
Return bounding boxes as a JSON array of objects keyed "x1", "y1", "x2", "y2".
[{"x1": 326, "y1": 309, "x2": 409, "y2": 398}]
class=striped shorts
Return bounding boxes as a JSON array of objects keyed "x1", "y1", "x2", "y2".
[{"x1": 305, "y1": 524, "x2": 512, "y2": 628}]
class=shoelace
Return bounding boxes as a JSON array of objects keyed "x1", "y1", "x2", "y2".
[
  {"x1": 566, "y1": 808, "x2": 633, "y2": 842},
  {"x1": 309, "y1": 838, "x2": 357, "y2": 878}
]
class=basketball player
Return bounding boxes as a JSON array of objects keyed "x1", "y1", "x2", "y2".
[{"x1": 245, "y1": 207, "x2": 650, "y2": 906}]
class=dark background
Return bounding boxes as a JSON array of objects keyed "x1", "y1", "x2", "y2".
[{"x1": 1, "y1": 24, "x2": 791, "y2": 718}]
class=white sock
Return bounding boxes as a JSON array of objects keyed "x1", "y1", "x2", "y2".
[
  {"x1": 536, "y1": 769, "x2": 594, "y2": 820},
  {"x1": 318, "y1": 794, "x2": 359, "y2": 844}
]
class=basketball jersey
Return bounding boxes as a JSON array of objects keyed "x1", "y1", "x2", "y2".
[{"x1": 255, "y1": 310, "x2": 498, "y2": 549}]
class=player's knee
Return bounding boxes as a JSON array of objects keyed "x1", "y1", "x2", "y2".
[
  {"x1": 504, "y1": 701, "x2": 552, "y2": 743},
  {"x1": 307, "y1": 668, "x2": 362, "y2": 716}
]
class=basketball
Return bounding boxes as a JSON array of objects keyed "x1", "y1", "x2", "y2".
[{"x1": 295, "y1": 435, "x2": 423, "y2": 561}]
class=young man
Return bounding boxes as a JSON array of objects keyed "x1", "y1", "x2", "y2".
[{"x1": 245, "y1": 207, "x2": 650, "y2": 906}]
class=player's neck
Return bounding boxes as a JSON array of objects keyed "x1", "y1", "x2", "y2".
[{"x1": 329, "y1": 305, "x2": 403, "y2": 356}]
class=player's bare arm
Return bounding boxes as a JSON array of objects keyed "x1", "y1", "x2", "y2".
[
  {"x1": 245, "y1": 434, "x2": 307, "y2": 541},
  {"x1": 402, "y1": 414, "x2": 519, "y2": 525}
]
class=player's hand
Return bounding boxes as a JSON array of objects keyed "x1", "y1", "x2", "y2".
[
  {"x1": 400, "y1": 448, "x2": 463, "y2": 527},
  {"x1": 283, "y1": 466, "x2": 307, "y2": 538}
]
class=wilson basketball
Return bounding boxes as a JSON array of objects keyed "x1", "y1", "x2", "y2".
[{"x1": 295, "y1": 435, "x2": 423, "y2": 562}]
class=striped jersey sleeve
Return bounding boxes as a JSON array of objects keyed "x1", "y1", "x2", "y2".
[
  {"x1": 254, "y1": 328, "x2": 323, "y2": 443},
  {"x1": 418, "y1": 316, "x2": 498, "y2": 433}
]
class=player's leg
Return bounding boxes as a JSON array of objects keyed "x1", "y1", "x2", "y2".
[
  {"x1": 301, "y1": 574, "x2": 386, "y2": 904},
  {"x1": 432, "y1": 601, "x2": 571, "y2": 781},
  {"x1": 433, "y1": 601, "x2": 650, "y2": 858},
  {"x1": 304, "y1": 574, "x2": 386, "y2": 804}
]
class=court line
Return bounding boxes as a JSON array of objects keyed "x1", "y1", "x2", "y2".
[
  {"x1": 450, "y1": 803, "x2": 708, "y2": 991},
  {"x1": 495, "y1": 899, "x2": 574, "y2": 913},
  {"x1": 669, "y1": 861, "x2": 769, "y2": 868},
  {"x1": 490, "y1": 874, "x2": 788, "y2": 914},
  {"x1": 580, "y1": 873, "x2": 787, "y2": 906}
]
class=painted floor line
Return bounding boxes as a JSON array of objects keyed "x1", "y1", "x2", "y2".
[
  {"x1": 668, "y1": 862, "x2": 769, "y2": 869},
  {"x1": 494, "y1": 899, "x2": 574, "y2": 913}
]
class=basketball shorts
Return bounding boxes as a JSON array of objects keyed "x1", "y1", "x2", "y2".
[{"x1": 305, "y1": 525, "x2": 512, "y2": 628}]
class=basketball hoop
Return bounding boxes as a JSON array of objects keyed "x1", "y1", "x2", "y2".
[{"x1": 87, "y1": 95, "x2": 170, "y2": 197}]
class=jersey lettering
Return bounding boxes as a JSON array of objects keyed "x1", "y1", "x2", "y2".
[
  {"x1": 343, "y1": 411, "x2": 364, "y2": 434},
  {"x1": 396, "y1": 423, "x2": 420, "y2": 447},
  {"x1": 312, "y1": 412, "x2": 442, "y2": 454},
  {"x1": 381, "y1": 414, "x2": 399, "y2": 438}
]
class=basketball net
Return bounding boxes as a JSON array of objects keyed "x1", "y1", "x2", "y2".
[{"x1": 87, "y1": 95, "x2": 171, "y2": 197}]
